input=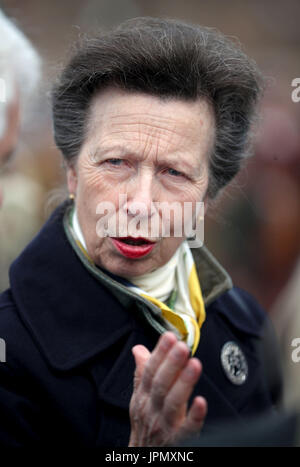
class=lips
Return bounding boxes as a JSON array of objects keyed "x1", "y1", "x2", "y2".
[{"x1": 111, "y1": 237, "x2": 156, "y2": 258}]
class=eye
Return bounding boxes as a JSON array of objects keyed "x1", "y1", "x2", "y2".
[
  {"x1": 105, "y1": 158, "x2": 123, "y2": 166},
  {"x1": 166, "y1": 168, "x2": 184, "y2": 177}
]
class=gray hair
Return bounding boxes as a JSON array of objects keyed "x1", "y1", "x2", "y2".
[
  {"x1": 0, "y1": 9, "x2": 41, "y2": 138},
  {"x1": 52, "y1": 17, "x2": 263, "y2": 198}
]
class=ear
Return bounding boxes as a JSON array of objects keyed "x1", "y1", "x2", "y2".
[{"x1": 66, "y1": 163, "x2": 78, "y2": 195}]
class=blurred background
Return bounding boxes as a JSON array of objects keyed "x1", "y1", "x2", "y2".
[{"x1": 0, "y1": 0, "x2": 299, "y2": 315}]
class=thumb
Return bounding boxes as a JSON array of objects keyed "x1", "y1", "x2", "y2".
[{"x1": 132, "y1": 345, "x2": 151, "y2": 391}]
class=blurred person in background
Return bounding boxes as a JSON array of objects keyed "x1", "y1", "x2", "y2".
[
  {"x1": 0, "y1": 9, "x2": 42, "y2": 291},
  {"x1": 0, "y1": 17, "x2": 282, "y2": 447}
]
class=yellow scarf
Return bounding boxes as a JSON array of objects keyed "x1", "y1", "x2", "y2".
[
  {"x1": 71, "y1": 209, "x2": 206, "y2": 355},
  {"x1": 126, "y1": 241, "x2": 206, "y2": 355}
]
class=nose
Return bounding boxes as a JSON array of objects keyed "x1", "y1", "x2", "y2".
[{"x1": 125, "y1": 170, "x2": 155, "y2": 219}]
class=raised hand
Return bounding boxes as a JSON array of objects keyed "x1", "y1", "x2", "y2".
[{"x1": 129, "y1": 331, "x2": 207, "y2": 447}]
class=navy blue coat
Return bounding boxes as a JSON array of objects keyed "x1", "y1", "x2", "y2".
[{"x1": 0, "y1": 204, "x2": 281, "y2": 446}]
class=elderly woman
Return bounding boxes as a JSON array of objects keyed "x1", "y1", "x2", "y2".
[{"x1": 0, "y1": 18, "x2": 281, "y2": 447}]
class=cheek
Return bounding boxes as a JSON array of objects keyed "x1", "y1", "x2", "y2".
[
  {"x1": 76, "y1": 166, "x2": 117, "y2": 211},
  {"x1": 184, "y1": 175, "x2": 209, "y2": 202},
  {"x1": 79, "y1": 168, "x2": 106, "y2": 195},
  {"x1": 164, "y1": 171, "x2": 208, "y2": 206}
]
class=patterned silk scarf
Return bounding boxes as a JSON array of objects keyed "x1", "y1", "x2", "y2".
[{"x1": 71, "y1": 208, "x2": 206, "y2": 355}]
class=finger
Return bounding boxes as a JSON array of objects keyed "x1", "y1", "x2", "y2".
[
  {"x1": 132, "y1": 345, "x2": 151, "y2": 391},
  {"x1": 140, "y1": 332, "x2": 178, "y2": 393},
  {"x1": 176, "y1": 396, "x2": 207, "y2": 442},
  {"x1": 163, "y1": 358, "x2": 202, "y2": 425},
  {"x1": 150, "y1": 341, "x2": 190, "y2": 409}
]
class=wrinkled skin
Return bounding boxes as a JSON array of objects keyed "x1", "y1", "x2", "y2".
[
  {"x1": 129, "y1": 332, "x2": 207, "y2": 447},
  {"x1": 67, "y1": 88, "x2": 214, "y2": 278}
]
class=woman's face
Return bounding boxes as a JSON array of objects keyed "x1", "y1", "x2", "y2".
[{"x1": 67, "y1": 88, "x2": 215, "y2": 277}]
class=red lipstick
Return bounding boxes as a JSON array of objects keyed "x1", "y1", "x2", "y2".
[{"x1": 111, "y1": 237, "x2": 156, "y2": 259}]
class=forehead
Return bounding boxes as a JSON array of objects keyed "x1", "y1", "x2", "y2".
[{"x1": 85, "y1": 88, "x2": 215, "y2": 156}]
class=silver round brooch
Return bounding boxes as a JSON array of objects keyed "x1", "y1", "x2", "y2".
[{"x1": 220, "y1": 341, "x2": 248, "y2": 385}]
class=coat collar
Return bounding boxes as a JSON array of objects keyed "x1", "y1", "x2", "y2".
[
  {"x1": 9, "y1": 203, "x2": 232, "y2": 371},
  {"x1": 192, "y1": 243, "x2": 232, "y2": 307},
  {"x1": 9, "y1": 203, "x2": 136, "y2": 371}
]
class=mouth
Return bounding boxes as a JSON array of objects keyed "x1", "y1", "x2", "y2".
[{"x1": 111, "y1": 237, "x2": 156, "y2": 258}]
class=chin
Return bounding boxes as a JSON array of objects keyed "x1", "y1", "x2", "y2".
[{"x1": 108, "y1": 256, "x2": 157, "y2": 278}]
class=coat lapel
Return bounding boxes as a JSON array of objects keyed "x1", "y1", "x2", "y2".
[
  {"x1": 90, "y1": 328, "x2": 157, "y2": 410},
  {"x1": 9, "y1": 204, "x2": 136, "y2": 371}
]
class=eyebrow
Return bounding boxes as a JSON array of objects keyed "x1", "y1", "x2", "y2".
[{"x1": 90, "y1": 145, "x2": 130, "y2": 161}]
